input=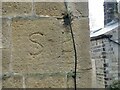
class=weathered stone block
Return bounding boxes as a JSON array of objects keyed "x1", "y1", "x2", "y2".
[
  {"x1": 34, "y1": 2, "x2": 66, "y2": 16},
  {"x1": 2, "y1": 18, "x2": 11, "y2": 49},
  {"x1": 11, "y1": 18, "x2": 74, "y2": 73},
  {"x1": 1, "y1": 2, "x2": 92, "y2": 88},
  {"x1": 0, "y1": 2, "x2": 2, "y2": 16},
  {"x1": 67, "y1": 70, "x2": 92, "y2": 88},
  {"x1": 0, "y1": 49, "x2": 2, "y2": 75},
  {"x1": 0, "y1": 80, "x2": 2, "y2": 90},
  {"x1": 66, "y1": 2, "x2": 88, "y2": 17},
  {"x1": 0, "y1": 18, "x2": 2, "y2": 49},
  {"x1": 2, "y1": 2, "x2": 32, "y2": 16},
  {"x1": 25, "y1": 74, "x2": 66, "y2": 88},
  {"x1": 74, "y1": 2, "x2": 89, "y2": 17},
  {"x1": 2, "y1": 48, "x2": 11, "y2": 73},
  {"x1": 2, "y1": 75, "x2": 23, "y2": 88},
  {"x1": 71, "y1": 18, "x2": 92, "y2": 70}
]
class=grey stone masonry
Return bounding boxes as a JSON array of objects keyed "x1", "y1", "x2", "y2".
[{"x1": 1, "y1": 1, "x2": 92, "y2": 88}]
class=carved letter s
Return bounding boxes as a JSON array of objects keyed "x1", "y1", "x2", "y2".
[{"x1": 29, "y1": 32, "x2": 44, "y2": 55}]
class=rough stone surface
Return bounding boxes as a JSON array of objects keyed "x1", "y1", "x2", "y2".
[
  {"x1": 0, "y1": 2, "x2": 2, "y2": 17},
  {"x1": 67, "y1": 70, "x2": 92, "y2": 88},
  {"x1": 71, "y1": 18, "x2": 92, "y2": 70},
  {"x1": 76, "y1": 70, "x2": 92, "y2": 88},
  {"x1": 0, "y1": 80, "x2": 2, "y2": 90},
  {"x1": 66, "y1": 2, "x2": 88, "y2": 17},
  {"x1": 74, "y1": 2, "x2": 89, "y2": 17},
  {"x1": 2, "y1": 48, "x2": 11, "y2": 73},
  {"x1": 11, "y1": 18, "x2": 74, "y2": 74},
  {"x1": 2, "y1": 18, "x2": 11, "y2": 49},
  {"x1": 0, "y1": 18, "x2": 2, "y2": 49},
  {"x1": 2, "y1": 2, "x2": 32, "y2": 16},
  {"x1": 1, "y1": 2, "x2": 92, "y2": 88},
  {"x1": 34, "y1": 2, "x2": 66, "y2": 16},
  {"x1": 25, "y1": 74, "x2": 66, "y2": 88},
  {"x1": 2, "y1": 75, "x2": 23, "y2": 88}
]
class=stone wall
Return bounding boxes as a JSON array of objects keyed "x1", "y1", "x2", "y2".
[
  {"x1": 91, "y1": 26, "x2": 120, "y2": 88},
  {"x1": 1, "y1": 1, "x2": 92, "y2": 88}
]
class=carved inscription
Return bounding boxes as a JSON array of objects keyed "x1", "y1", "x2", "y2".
[{"x1": 29, "y1": 32, "x2": 44, "y2": 55}]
